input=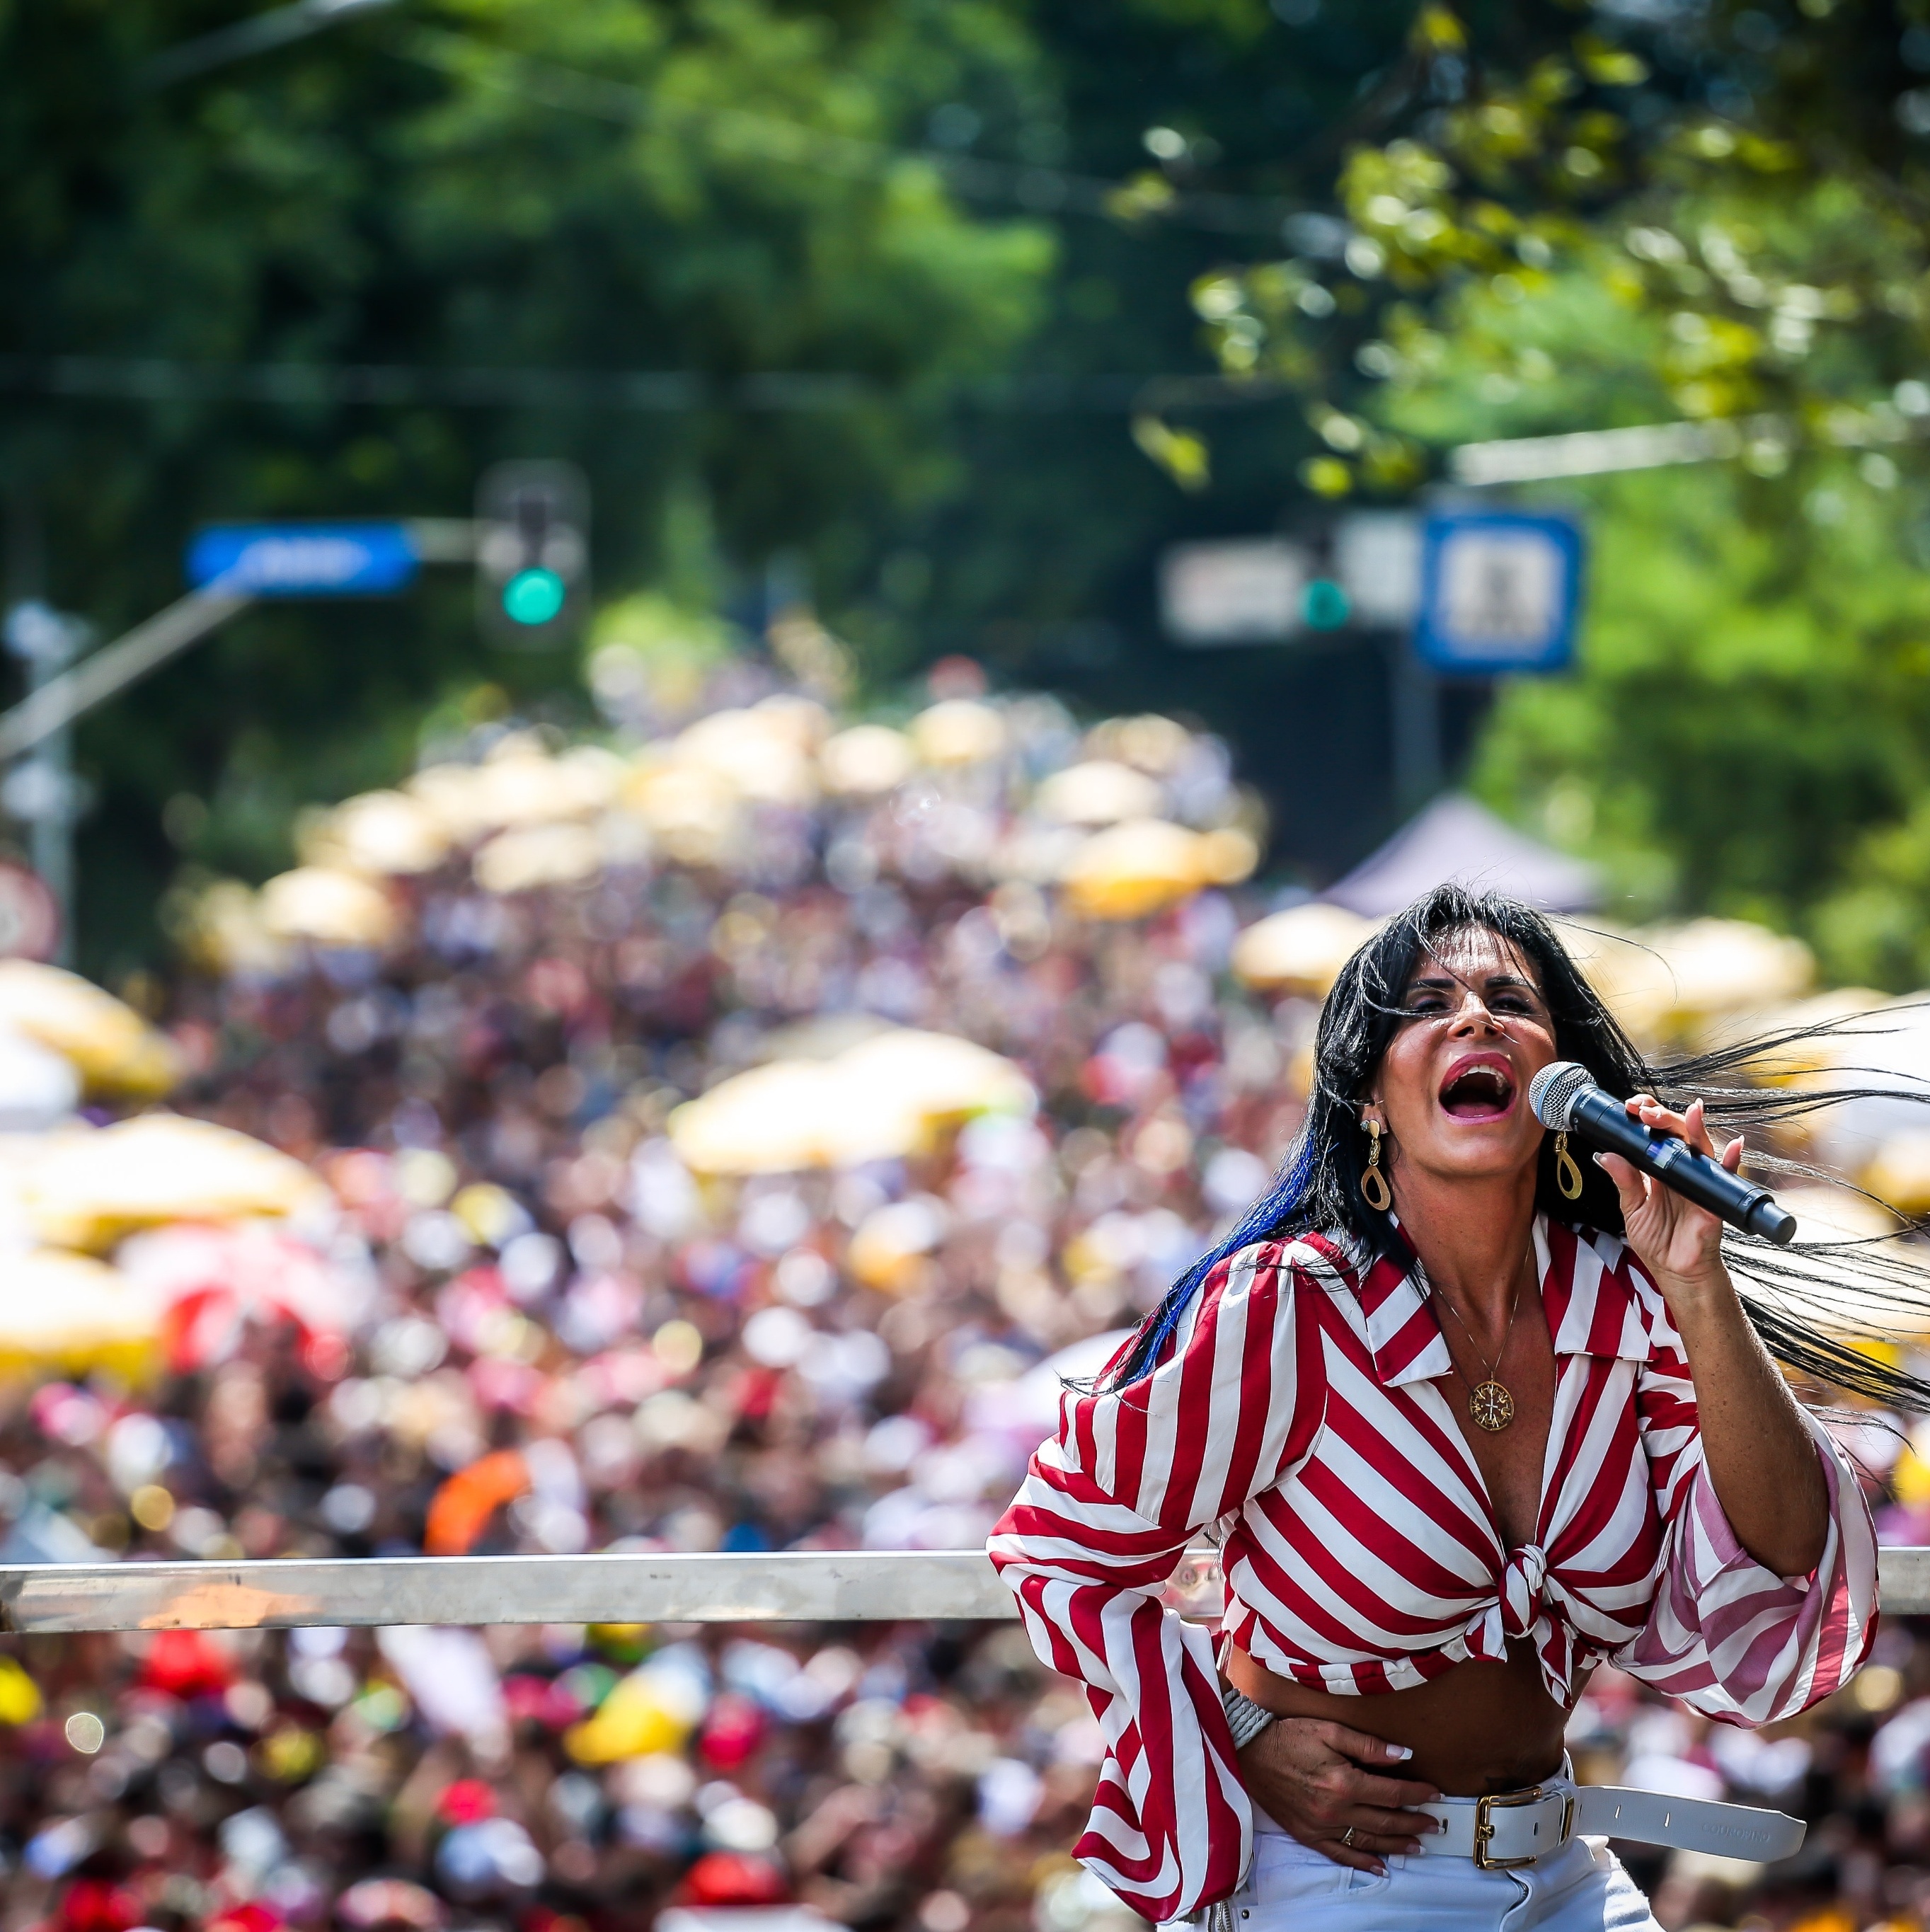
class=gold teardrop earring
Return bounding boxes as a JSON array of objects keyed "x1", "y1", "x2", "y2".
[
  {"x1": 1554, "y1": 1130, "x2": 1585, "y2": 1202},
  {"x1": 1360, "y1": 1119, "x2": 1393, "y2": 1212}
]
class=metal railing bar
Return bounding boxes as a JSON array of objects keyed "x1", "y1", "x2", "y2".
[
  {"x1": 0, "y1": 1550, "x2": 1015, "y2": 1634},
  {"x1": 0, "y1": 1547, "x2": 1923, "y2": 1634}
]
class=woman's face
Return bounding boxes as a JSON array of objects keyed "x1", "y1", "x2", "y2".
[{"x1": 1365, "y1": 925, "x2": 1561, "y2": 1191}]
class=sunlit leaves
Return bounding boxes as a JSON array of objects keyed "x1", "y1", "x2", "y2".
[
  {"x1": 1575, "y1": 34, "x2": 1648, "y2": 90},
  {"x1": 1130, "y1": 414, "x2": 1211, "y2": 490},
  {"x1": 1408, "y1": 6, "x2": 1466, "y2": 56}
]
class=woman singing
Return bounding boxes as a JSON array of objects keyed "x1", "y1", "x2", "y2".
[{"x1": 990, "y1": 886, "x2": 1893, "y2": 1931}]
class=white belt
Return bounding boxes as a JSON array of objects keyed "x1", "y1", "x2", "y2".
[{"x1": 1415, "y1": 1783, "x2": 1805, "y2": 1870}]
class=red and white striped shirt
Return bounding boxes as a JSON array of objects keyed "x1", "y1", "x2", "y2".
[{"x1": 988, "y1": 1217, "x2": 1878, "y2": 1922}]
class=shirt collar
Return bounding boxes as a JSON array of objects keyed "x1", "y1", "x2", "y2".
[
  {"x1": 1540, "y1": 1218, "x2": 1655, "y2": 1361},
  {"x1": 1356, "y1": 1213, "x2": 1653, "y2": 1389}
]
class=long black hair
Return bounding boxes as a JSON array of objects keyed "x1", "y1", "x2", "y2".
[{"x1": 1106, "y1": 882, "x2": 1930, "y2": 1410}]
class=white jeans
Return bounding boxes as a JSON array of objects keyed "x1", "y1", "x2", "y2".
[{"x1": 1236, "y1": 1797, "x2": 1664, "y2": 1931}]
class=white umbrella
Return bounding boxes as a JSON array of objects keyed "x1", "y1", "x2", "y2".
[
  {"x1": 1232, "y1": 902, "x2": 1376, "y2": 997},
  {"x1": 259, "y1": 868, "x2": 398, "y2": 949},
  {"x1": 301, "y1": 790, "x2": 449, "y2": 876},
  {"x1": 1032, "y1": 761, "x2": 1165, "y2": 827},
  {"x1": 820, "y1": 725, "x2": 914, "y2": 796}
]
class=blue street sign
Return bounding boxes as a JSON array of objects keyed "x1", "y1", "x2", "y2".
[
  {"x1": 187, "y1": 522, "x2": 420, "y2": 597},
  {"x1": 1413, "y1": 510, "x2": 1584, "y2": 674}
]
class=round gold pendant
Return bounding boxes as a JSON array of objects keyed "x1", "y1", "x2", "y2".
[{"x1": 1469, "y1": 1381, "x2": 1515, "y2": 1432}]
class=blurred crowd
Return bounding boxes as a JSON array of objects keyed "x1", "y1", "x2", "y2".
[{"x1": 0, "y1": 653, "x2": 1919, "y2": 1932}]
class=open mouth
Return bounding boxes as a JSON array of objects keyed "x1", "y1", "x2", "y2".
[{"x1": 1439, "y1": 1060, "x2": 1517, "y2": 1120}]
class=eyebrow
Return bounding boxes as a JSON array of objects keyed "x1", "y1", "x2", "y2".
[{"x1": 1403, "y1": 971, "x2": 1544, "y2": 997}]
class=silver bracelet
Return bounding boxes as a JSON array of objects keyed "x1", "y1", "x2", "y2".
[{"x1": 1221, "y1": 1681, "x2": 1275, "y2": 1750}]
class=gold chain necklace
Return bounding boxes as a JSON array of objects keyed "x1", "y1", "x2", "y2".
[{"x1": 1431, "y1": 1260, "x2": 1528, "y2": 1433}]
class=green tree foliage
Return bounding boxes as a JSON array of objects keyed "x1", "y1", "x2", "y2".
[
  {"x1": 1, "y1": 0, "x2": 1056, "y2": 966},
  {"x1": 30, "y1": 0, "x2": 1930, "y2": 970},
  {"x1": 7, "y1": 0, "x2": 1495, "y2": 967},
  {"x1": 1178, "y1": 2, "x2": 1930, "y2": 984},
  {"x1": 10, "y1": 0, "x2": 1486, "y2": 965}
]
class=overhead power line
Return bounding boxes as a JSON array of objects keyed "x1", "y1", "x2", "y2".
[
  {"x1": 0, "y1": 355, "x2": 1293, "y2": 415},
  {"x1": 396, "y1": 28, "x2": 1299, "y2": 239},
  {"x1": 140, "y1": 0, "x2": 399, "y2": 89},
  {"x1": 33, "y1": 357, "x2": 1907, "y2": 483}
]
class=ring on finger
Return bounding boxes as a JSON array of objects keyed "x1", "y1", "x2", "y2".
[{"x1": 1340, "y1": 1827, "x2": 1356, "y2": 1848}]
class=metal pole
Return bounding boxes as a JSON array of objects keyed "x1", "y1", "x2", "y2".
[
  {"x1": 0, "y1": 1546, "x2": 1920, "y2": 1633},
  {"x1": 0, "y1": 586, "x2": 252, "y2": 767},
  {"x1": 0, "y1": 524, "x2": 468, "y2": 771}
]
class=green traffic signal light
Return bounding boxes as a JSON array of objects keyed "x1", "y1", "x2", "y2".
[
  {"x1": 1302, "y1": 578, "x2": 1350, "y2": 629},
  {"x1": 502, "y1": 566, "x2": 567, "y2": 626}
]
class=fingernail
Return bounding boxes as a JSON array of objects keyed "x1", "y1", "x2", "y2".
[
  {"x1": 1388, "y1": 1744, "x2": 1413, "y2": 1760},
  {"x1": 1592, "y1": 1153, "x2": 1607, "y2": 1167}
]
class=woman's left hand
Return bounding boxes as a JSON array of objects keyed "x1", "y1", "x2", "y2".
[
  {"x1": 1594, "y1": 1096, "x2": 1737, "y2": 1297},
  {"x1": 1592, "y1": 1093, "x2": 1828, "y2": 1575}
]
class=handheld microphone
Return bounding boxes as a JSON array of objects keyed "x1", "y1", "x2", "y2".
[{"x1": 1528, "y1": 1061, "x2": 1798, "y2": 1247}]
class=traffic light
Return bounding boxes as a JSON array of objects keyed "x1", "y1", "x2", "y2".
[{"x1": 476, "y1": 461, "x2": 590, "y2": 648}]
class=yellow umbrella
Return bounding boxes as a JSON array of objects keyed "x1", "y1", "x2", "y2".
[
  {"x1": 25, "y1": 1115, "x2": 328, "y2": 1250},
  {"x1": 0, "y1": 1250, "x2": 161, "y2": 1382},
  {"x1": 1232, "y1": 902, "x2": 1377, "y2": 998},
  {"x1": 1737, "y1": 1185, "x2": 1930, "y2": 1345},
  {"x1": 909, "y1": 699, "x2": 1006, "y2": 766},
  {"x1": 834, "y1": 1028, "x2": 1036, "y2": 1128},
  {"x1": 1031, "y1": 761, "x2": 1166, "y2": 827},
  {"x1": 1863, "y1": 1133, "x2": 1930, "y2": 1217},
  {"x1": 670, "y1": 1028, "x2": 1035, "y2": 1174},
  {"x1": 0, "y1": 961, "x2": 181, "y2": 1100},
  {"x1": 745, "y1": 694, "x2": 832, "y2": 752},
  {"x1": 299, "y1": 790, "x2": 449, "y2": 876},
  {"x1": 470, "y1": 744, "x2": 624, "y2": 830},
  {"x1": 1059, "y1": 819, "x2": 1256, "y2": 921},
  {"x1": 406, "y1": 763, "x2": 492, "y2": 844},
  {"x1": 621, "y1": 761, "x2": 745, "y2": 868},
  {"x1": 259, "y1": 868, "x2": 398, "y2": 950},
  {"x1": 178, "y1": 880, "x2": 291, "y2": 979},
  {"x1": 473, "y1": 824, "x2": 603, "y2": 895},
  {"x1": 671, "y1": 710, "x2": 817, "y2": 807},
  {"x1": 1559, "y1": 919, "x2": 1815, "y2": 1048},
  {"x1": 820, "y1": 724, "x2": 914, "y2": 797},
  {"x1": 1086, "y1": 713, "x2": 1194, "y2": 776},
  {"x1": 1759, "y1": 994, "x2": 1930, "y2": 1172},
  {"x1": 669, "y1": 1060, "x2": 851, "y2": 1175}
]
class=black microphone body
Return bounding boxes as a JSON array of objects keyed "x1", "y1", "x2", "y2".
[{"x1": 1529, "y1": 1063, "x2": 1798, "y2": 1246}]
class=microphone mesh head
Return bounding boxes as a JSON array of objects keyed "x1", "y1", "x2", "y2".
[{"x1": 1529, "y1": 1061, "x2": 1592, "y2": 1130}]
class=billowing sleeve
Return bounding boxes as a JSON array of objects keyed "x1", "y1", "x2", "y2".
[
  {"x1": 1612, "y1": 1295, "x2": 1878, "y2": 1723},
  {"x1": 986, "y1": 1242, "x2": 1319, "y2": 1923}
]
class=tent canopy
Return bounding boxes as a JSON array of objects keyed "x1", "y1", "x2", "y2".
[{"x1": 1324, "y1": 793, "x2": 1600, "y2": 919}]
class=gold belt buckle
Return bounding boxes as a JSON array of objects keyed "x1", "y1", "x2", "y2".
[{"x1": 1472, "y1": 1786, "x2": 1565, "y2": 1871}]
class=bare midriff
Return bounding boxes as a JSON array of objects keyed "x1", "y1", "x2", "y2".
[{"x1": 1226, "y1": 1638, "x2": 1579, "y2": 1796}]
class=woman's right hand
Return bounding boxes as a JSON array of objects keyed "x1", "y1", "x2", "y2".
[{"x1": 1235, "y1": 1717, "x2": 1442, "y2": 1875}]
